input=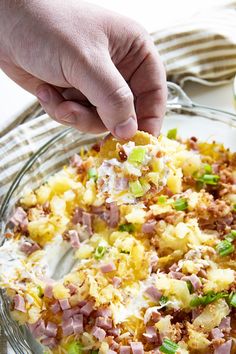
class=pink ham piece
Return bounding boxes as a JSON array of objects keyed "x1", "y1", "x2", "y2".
[
  {"x1": 45, "y1": 322, "x2": 58, "y2": 337},
  {"x1": 115, "y1": 177, "x2": 128, "y2": 191},
  {"x1": 182, "y1": 274, "x2": 201, "y2": 290},
  {"x1": 142, "y1": 220, "x2": 156, "y2": 234},
  {"x1": 91, "y1": 205, "x2": 105, "y2": 213},
  {"x1": 50, "y1": 302, "x2": 61, "y2": 314},
  {"x1": 96, "y1": 307, "x2": 112, "y2": 318},
  {"x1": 130, "y1": 342, "x2": 144, "y2": 354},
  {"x1": 120, "y1": 346, "x2": 131, "y2": 354},
  {"x1": 219, "y1": 316, "x2": 231, "y2": 331},
  {"x1": 14, "y1": 294, "x2": 26, "y2": 313},
  {"x1": 145, "y1": 286, "x2": 162, "y2": 301},
  {"x1": 143, "y1": 326, "x2": 159, "y2": 343},
  {"x1": 214, "y1": 339, "x2": 232, "y2": 354},
  {"x1": 67, "y1": 283, "x2": 78, "y2": 295},
  {"x1": 80, "y1": 301, "x2": 94, "y2": 316},
  {"x1": 62, "y1": 318, "x2": 74, "y2": 336},
  {"x1": 28, "y1": 319, "x2": 45, "y2": 338},
  {"x1": 110, "y1": 340, "x2": 119, "y2": 350},
  {"x1": 72, "y1": 207, "x2": 83, "y2": 225},
  {"x1": 59, "y1": 299, "x2": 71, "y2": 310},
  {"x1": 70, "y1": 154, "x2": 82, "y2": 168},
  {"x1": 107, "y1": 351, "x2": 116, "y2": 354},
  {"x1": 41, "y1": 337, "x2": 58, "y2": 349},
  {"x1": 211, "y1": 328, "x2": 224, "y2": 339},
  {"x1": 92, "y1": 326, "x2": 106, "y2": 341},
  {"x1": 20, "y1": 241, "x2": 40, "y2": 255},
  {"x1": 62, "y1": 306, "x2": 80, "y2": 320},
  {"x1": 109, "y1": 202, "x2": 120, "y2": 228},
  {"x1": 44, "y1": 284, "x2": 54, "y2": 299},
  {"x1": 112, "y1": 276, "x2": 122, "y2": 288},
  {"x1": 108, "y1": 328, "x2": 120, "y2": 337},
  {"x1": 68, "y1": 230, "x2": 80, "y2": 249},
  {"x1": 10, "y1": 207, "x2": 28, "y2": 230},
  {"x1": 82, "y1": 211, "x2": 93, "y2": 235},
  {"x1": 73, "y1": 314, "x2": 83, "y2": 334},
  {"x1": 101, "y1": 262, "x2": 116, "y2": 273},
  {"x1": 169, "y1": 271, "x2": 183, "y2": 280},
  {"x1": 95, "y1": 316, "x2": 113, "y2": 330}
]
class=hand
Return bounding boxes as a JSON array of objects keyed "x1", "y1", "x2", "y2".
[{"x1": 0, "y1": 0, "x2": 167, "y2": 139}]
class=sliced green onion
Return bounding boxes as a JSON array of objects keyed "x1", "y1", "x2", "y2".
[
  {"x1": 190, "y1": 291, "x2": 228, "y2": 307},
  {"x1": 216, "y1": 240, "x2": 235, "y2": 257},
  {"x1": 67, "y1": 341, "x2": 83, "y2": 354},
  {"x1": 94, "y1": 245, "x2": 107, "y2": 260},
  {"x1": 198, "y1": 174, "x2": 220, "y2": 185},
  {"x1": 118, "y1": 223, "x2": 135, "y2": 233},
  {"x1": 173, "y1": 198, "x2": 188, "y2": 211},
  {"x1": 37, "y1": 285, "x2": 43, "y2": 298},
  {"x1": 186, "y1": 280, "x2": 194, "y2": 294},
  {"x1": 167, "y1": 128, "x2": 177, "y2": 140},
  {"x1": 159, "y1": 338, "x2": 179, "y2": 354},
  {"x1": 159, "y1": 295, "x2": 168, "y2": 306},
  {"x1": 129, "y1": 180, "x2": 144, "y2": 197},
  {"x1": 225, "y1": 230, "x2": 236, "y2": 242},
  {"x1": 204, "y1": 164, "x2": 212, "y2": 174},
  {"x1": 229, "y1": 292, "x2": 236, "y2": 307},
  {"x1": 128, "y1": 147, "x2": 146, "y2": 164},
  {"x1": 158, "y1": 195, "x2": 167, "y2": 204},
  {"x1": 88, "y1": 167, "x2": 98, "y2": 181}
]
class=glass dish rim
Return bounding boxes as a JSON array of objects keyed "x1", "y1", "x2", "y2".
[{"x1": 1, "y1": 99, "x2": 236, "y2": 354}]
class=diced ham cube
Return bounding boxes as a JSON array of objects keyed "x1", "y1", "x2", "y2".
[
  {"x1": 145, "y1": 286, "x2": 162, "y2": 301},
  {"x1": 182, "y1": 274, "x2": 201, "y2": 290},
  {"x1": 108, "y1": 328, "x2": 120, "y2": 337},
  {"x1": 13, "y1": 294, "x2": 26, "y2": 313},
  {"x1": 130, "y1": 342, "x2": 144, "y2": 354},
  {"x1": 214, "y1": 339, "x2": 232, "y2": 354},
  {"x1": 109, "y1": 202, "x2": 120, "y2": 228},
  {"x1": 120, "y1": 346, "x2": 131, "y2": 354},
  {"x1": 20, "y1": 241, "x2": 40, "y2": 255},
  {"x1": 142, "y1": 220, "x2": 156, "y2": 234},
  {"x1": 115, "y1": 177, "x2": 128, "y2": 191},
  {"x1": 112, "y1": 277, "x2": 121, "y2": 288},
  {"x1": 72, "y1": 207, "x2": 83, "y2": 225},
  {"x1": 95, "y1": 316, "x2": 113, "y2": 330},
  {"x1": 100, "y1": 262, "x2": 116, "y2": 273},
  {"x1": 92, "y1": 326, "x2": 106, "y2": 341},
  {"x1": 143, "y1": 326, "x2": 158, "y2": 343},
  {"x1": 211, "y1": 328, "x2": 224, "y2": 339},
  {"x1": 219, "y1": 316, "x2": 231, "y2": 331},
  {"x1": 82, "y1": 212, "x2": 93, "y2": 235},
  {"x1": 67, "y1": 283, "x2": 78, "y2": 295},
  {"x1": 80, "y1": 301, "x2": 94, "y2": 316},
  {"x1": 59, "y1": 299, "x2": 71, "y2": 310},
  {"x1": 45, "y1": 322, "x2": 58, "y2": 337},
  {"x1": 95, "y1": 307, "x2": 112, "y2": 318},
  {"x1": 44, "y1": 284, "x2": 54, "y2": 299},
  {"x1": 62, "y1": 306, "x2": 80, "y2": 320},
  {"x1": 73, "y1": 314, "x2": 83, "y2": 334},
  {"x1": 10, "y1": 207, "x2": 27, "y2": 228},
  {"x1": 41, "y1": 337, "x2": 58, "y2": 349},
  {"x1": 170, "y1": 271, "x2": 184, "y2": 280},
  {"x1": 62, "y1": 318, "x2": 74, "y2": 336},
  {"x1": 68, "y1": 230, "x2": 80, "y2": 249},
  {"x1": 28, "y1": 319, "x2": 46, "y2": 338},
  {"x1": 50, "y1": 302, "x2": 61, "y2": 314}
]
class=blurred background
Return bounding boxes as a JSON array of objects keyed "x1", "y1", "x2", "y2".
[{"x1": 0, "y1": 0, "x2": 235, "y2": 124}]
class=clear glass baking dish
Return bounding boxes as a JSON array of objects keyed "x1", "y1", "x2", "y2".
[{"x1": 1, "y1": 82, "x2": 236, "y2": 354}]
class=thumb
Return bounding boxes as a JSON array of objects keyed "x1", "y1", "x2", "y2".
[{"x1": 69, "y1": 53, "x2": 138, "y2": 139}]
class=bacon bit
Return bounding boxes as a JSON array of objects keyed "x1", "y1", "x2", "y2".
[
  {"x1": 156, "y1": 151, "x2": 163, "y2": 158},
  {"x1": 92, "y1": 143, "x2": 101, "y2": 153},
  {"x1": 42, "y1": 201, "x2": 51, "y2": 214},
  {"x1": 118, "y1": 146, "x2": 127, "y2": 161},
  {"x1": 4, "y1": 232, "x2": 14, "y2": 239}
]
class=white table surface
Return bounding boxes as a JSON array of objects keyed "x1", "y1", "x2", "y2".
[{"x1": 2, "y1": 0, "x2": 235, "y2": 353}]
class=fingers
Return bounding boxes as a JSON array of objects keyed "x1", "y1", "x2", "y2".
[
  {"x1": 36, "y1": 83, "x2": 106, "y2": 133},
  {"x1": 129, "y1": 40, "x2": 167, "y2": 136},
  {"x1": 68, "y1": 53, "x2": 138, "y2": 140}
]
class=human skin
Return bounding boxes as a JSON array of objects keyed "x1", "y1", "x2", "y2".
[{"x1": 0, "y1": 0, "x2": 167, "y2": 139}]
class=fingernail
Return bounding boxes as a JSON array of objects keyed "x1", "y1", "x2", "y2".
[
  {"x1": 36, "y1": 88, "x2": 50, "y2": 104},
  {"x1": 114, "y1": 117, "x2": 137, "y2": 139},
  {"x1": 59, "y1": 112, "x2": 77, "y2": 125}
]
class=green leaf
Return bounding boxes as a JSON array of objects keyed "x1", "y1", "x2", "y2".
[
  {"x1": 197, "y1": 174, "x2": 220, "y2": 185},
  {"x1": 158, "y1": 195, "x2": 167, "y2": 204},
  {"x1": 118, "y1": 223, "x2": 135, "y2": 233},
  {"x1": 128, "y1": 147, "x2": 146, "y2": 164},
  {"x1": 173, "y1": 198, "x2": 188, "y2": 211},
  {"x1": 129, "y1": 180, "x2": 144, "y2": 197},
  {"x1": 94, "y1": 245, "x2": 107, "y2": 260},
  {"x1": 229, "y1": 292, "x2": 236, "y2": 307},
  {"x1": 159, "y1": 296, "x2": 168, "y2": 306},
  {"x1": 216, "y1": 240, "x2": 235, "y2": 257},
  {"x1": 186, "y1": 280, "x2": 194, "y2": 294},
  {"x1": 159, "y1": 338, "x2": 179, "y2": 354},
  {"x1": 190, "y1": 291, "x2": 228, "y2": 307},
  {"x1": 167, "y1": 128, "x2": 177, "y2": 140},
  {"x1": 88, "y1": 167, "x2": 98, "y2": 181},
  {"x1": 67, "y1": 341, "x2": 83, "y2": 354}
]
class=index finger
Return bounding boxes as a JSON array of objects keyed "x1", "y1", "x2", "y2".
[{"x1": 129, "y1": 39, "x2": 167, "y2": 136}]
